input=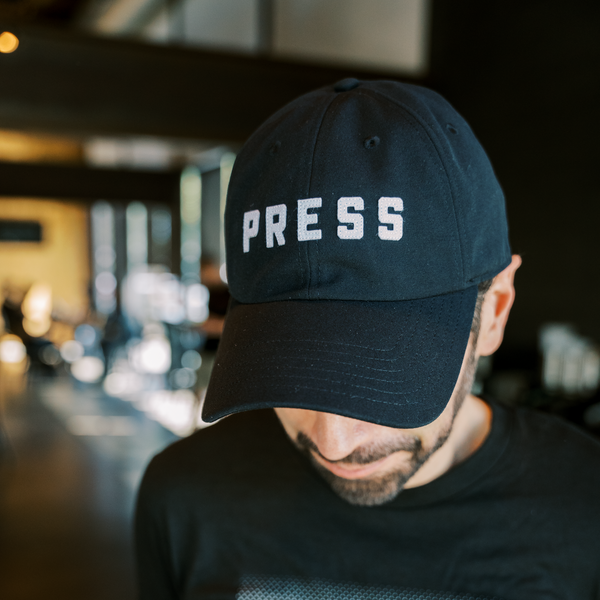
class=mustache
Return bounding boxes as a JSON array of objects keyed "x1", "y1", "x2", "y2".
[{"x1": 296, "y1": 431, "x2": 422, "y2": 465}]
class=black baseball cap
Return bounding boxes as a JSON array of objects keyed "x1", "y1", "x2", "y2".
[{"x1": 202, "y1": 78, "x2": 511, "y2": 429}]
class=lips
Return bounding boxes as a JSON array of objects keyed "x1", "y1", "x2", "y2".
[{"x1": 314, "y1": 453, "x2": 395, "y2": 480}]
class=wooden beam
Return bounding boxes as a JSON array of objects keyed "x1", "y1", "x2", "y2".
[
  {"x1": 0, "y1": 25, "x2": 408, "y2": 142},
  {"x1": 0, "y1": 160, "x2": 180, "y2": 202}
]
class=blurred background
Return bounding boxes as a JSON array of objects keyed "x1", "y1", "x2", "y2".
[{"x1": 0, "y1": 1, "x2": 599, "y2": 598}]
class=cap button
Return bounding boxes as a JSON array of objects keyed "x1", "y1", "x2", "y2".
[{"x1": 334, "y1": 78, "x2": 360, "y2": 92}]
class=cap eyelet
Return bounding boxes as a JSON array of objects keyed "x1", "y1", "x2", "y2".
[
  {"x1": 364, "y1": 136, "x2": 380, "y2": 149},
  {"x1": 334, "y1": 78, "x2": 360, "y2": 92},
  {"x1": 446, "y1": 124, "x2": 458, "y2": 135},
  {"x1": 269, "y1": 141, "x2": 281, "y2": 155}
]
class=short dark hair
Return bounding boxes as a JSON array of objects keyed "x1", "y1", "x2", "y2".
[{"x1": 471, "y1": 279, "x2": 493, "y2": 341}]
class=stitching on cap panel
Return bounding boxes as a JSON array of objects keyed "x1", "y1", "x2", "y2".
[
  {"x1": 241, "y1": 301, "x2": 443, "y2": 376},
  {"x1": 258, "y1": 372, "x2": 425, "y2": 396},
  {"x1": 316, "y1": 239, "x2": 321, "y2": 299},
  {"x1": 258, "y1": 299, "x2": 448, "y2": 394},
  {"x1": 244, "y1": 353, "x2": 414, "y2": 373},
  {"x1": 238, "y1": 301, "x2": 425, "y2": 354},
  {"x1": 241, "y1": 291, "x2": 469, "y2": 401},
  {"x1": 296, "y1": 204, "x2": 304, "y2": 297},
  {"x1": 306, "y1": 95, "x2": 337, "y2": 299},
  {"x1": 238, "y1": 299, "x2": 429, "y2": 382},
  {"x1": 258, "y1": 364, "x2": 413, "y2": 385},
  {"x1": 246, "y1": 381, "x2": 417, "y2": 404},
  {"x1": 251, "y1": 349, "x2": 404, "y2": 363},
  {"x1": 359, "y1": 87, "x2": 463, "y2": 281}
]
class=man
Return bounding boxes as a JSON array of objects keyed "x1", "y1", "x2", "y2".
[{"x1": 135, "y1": 79, "x2": 600, "y2": 599}]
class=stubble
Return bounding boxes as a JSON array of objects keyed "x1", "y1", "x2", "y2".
[{"x1": 294, "y1": 347, "x2": 479, "y2": 506}]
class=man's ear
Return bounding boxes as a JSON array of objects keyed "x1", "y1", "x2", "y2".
[{"x1": 476, "y1": 255, "x2": 522, "y2": 357}]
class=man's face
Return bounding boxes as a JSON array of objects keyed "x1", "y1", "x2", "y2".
[{"x1": 274, "y1": 338, "x2": 479, "y2": 507}]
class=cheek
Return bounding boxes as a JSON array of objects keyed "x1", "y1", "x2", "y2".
[
  {"x1": 274, "y1": 407, "x2": 313, "y2": 438},
  {"x1": 408, "y1": 405, "x2": 455, "y2": 450}
]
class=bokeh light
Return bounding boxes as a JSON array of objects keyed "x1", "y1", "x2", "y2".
[
  {"x1": 39, "y1": 344, "x2": 61, "y2": 366},
  {"x1": 60, "y1": 340, "x2": 84, "y2": 363},
  {"x1": 95, "y1": 272, "x2": 117, "y2": 295},
  {"x1": 70, "y1": 356, "x2": 105, "y2": 383},
  {"x1": 130, "y1": 336, "x2": 171, "y2": 374},
  {"x1": 22, "y1": 283, "x2": 52, "y2": 337},
  {"x1": 66, "y1": 415, "x2": 136, "y2": 436},
  {"x1": 137, "y1": 389, "x2": 199, "y2": 436},
  {"x1": 169, "y1": 367, "x2": 197, "y2": 389},
  {"x1": 0, "y1": 335, "x2": 27, "y2": 364},
  {"x1": 181, "y1": 349, "x2": 202, "y2": 371},
  {"x1": 103, "y1": 372, "x2": 144, "y2": 397},
  {"x1": 185, "y1": 283, "x2": 209, "y2": 324},
  {"x1": 23, "y1": 316, "x2": 52, "y2": 338},
  {"x1": 0, "y1": 32, "x2": 19, "y2": 54},
  {"x1": 75, "y1": 324, "x2": 98, "y2": 348}
]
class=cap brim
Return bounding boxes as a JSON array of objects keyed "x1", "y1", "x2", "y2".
[{"x1": 202, "y1": 286, "x2": 478, "y2": 429}]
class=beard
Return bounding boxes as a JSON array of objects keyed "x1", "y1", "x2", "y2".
[{"x1": 294, "y1": 346, "x2": 479, "y2": 507}]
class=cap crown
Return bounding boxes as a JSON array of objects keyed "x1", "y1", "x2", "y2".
[{"x1": 226, "y1": 80, "x2": 511, "y2": 302}]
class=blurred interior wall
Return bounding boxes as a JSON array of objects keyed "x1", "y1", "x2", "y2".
[
  {"x1": 0, "y1": 126, "x2": 88, "y2": 319},
  {"x1": 273, "y1": 0, "x2": 430, "y2": 75},
  {"x1": 0, "y1": 199, "x2": 90, "y2": 319},
  {"x1": 429, "y1": 0, "x2": 600, "y2": 360},
  {"x1": 86, "y1": 0, "x2": 431, "y2": 77},
  {"x1": 0, "y1": 129, "x2": 82, "y2": 164}
]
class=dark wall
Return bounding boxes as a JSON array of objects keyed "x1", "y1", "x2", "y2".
[{"x1": 429, "y1": 0, "x2": 600, "y2": 359}]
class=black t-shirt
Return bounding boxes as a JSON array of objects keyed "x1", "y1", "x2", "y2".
[{"x1": 135, "y1": 401, "x2": 600, "y2": 600}]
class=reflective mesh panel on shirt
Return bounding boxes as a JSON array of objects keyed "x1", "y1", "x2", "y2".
[{"x1": 237, "y1": 576, "x2": 503, "y2": 600}]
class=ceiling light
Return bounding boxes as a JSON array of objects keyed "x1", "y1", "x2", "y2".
[{"x1": 0, "y1": 32, "x2": 19, "y2": 54}]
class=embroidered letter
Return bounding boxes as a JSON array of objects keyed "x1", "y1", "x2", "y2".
[
  {"x1": 243, "y1": 209, "x2": 260, "y2": 253},
  {"x1": 378, "y1": 197, "x2": 403, "y2": 241},
  {"x1": 337, "y1": 197, "x2": 364, "y2": 240},
  {"x1": 297, "y1": 198, "x2": 322, "y2": 241},
  {"x1": 265, "y1": 204, "x2": 287, "y2": 249}
]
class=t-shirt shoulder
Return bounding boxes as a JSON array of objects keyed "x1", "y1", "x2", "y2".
[
  {"x1": 508, "y1": 403, "x2": 600, "y2": 458},
  {"x1": 138, "y1": 409, "x2": 295, "y2": 504},
  {"x1": 508, "y1": 404, "x2": 600, "y2": 491}
]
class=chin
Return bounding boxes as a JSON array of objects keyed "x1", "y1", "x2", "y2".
[{"x1": 314, "y1": 460, "x2": 415, "y2": 507}]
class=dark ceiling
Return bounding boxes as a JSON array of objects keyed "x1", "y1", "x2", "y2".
[{"x1": 0, "y1": 0, "x2": 84, "y2": 25}]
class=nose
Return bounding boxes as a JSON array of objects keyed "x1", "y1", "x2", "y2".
[{"x1": 310, "y1": 412, "x2": 369, "y2": 462}]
